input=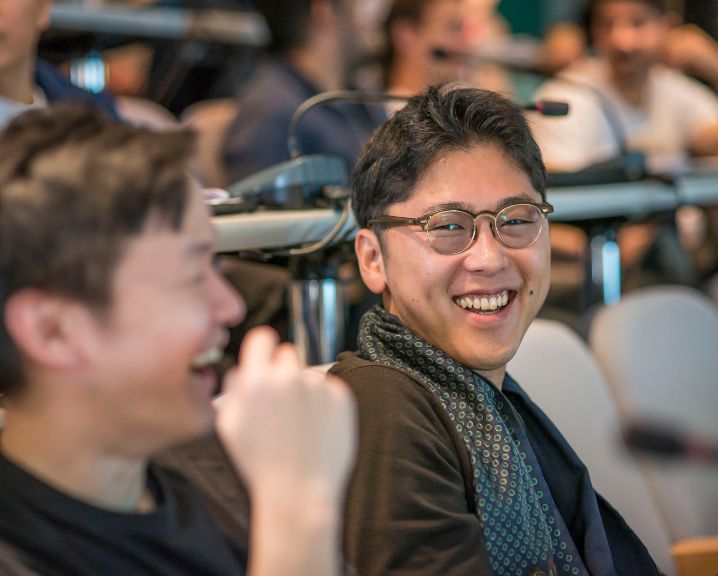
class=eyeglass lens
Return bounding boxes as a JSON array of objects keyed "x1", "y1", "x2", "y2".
[{"x1": 426, "y1": 204, "x2": 544, "y2": 254}]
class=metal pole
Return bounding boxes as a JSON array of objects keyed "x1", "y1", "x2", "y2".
[{"x1": 289, "y1": 277, "x2": 344, "y2": 366}]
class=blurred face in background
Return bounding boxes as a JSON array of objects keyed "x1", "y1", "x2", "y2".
[
  {"x1": 0, "y1": 0, "x2": 51, "y2": 76},
  {"x1": 591, "y1": 0, "x2": 668, "y2": 81},
  {"x1": 390, "y1": 0, "x2": 467, "y2": 89},
  {"x1": 461, "y1": 0, "x2": 501, "y2": 46}
]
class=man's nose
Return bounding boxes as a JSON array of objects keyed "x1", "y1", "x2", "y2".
[
  {"x1": 610, "y1": 23, "x2": 640, "y2": 51},
  {"x1": 462, "y1": 217, "x2": 508, "y2": 272}
]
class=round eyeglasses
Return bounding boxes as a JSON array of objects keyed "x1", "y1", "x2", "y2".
[{"x1": 368, "y1": 201, "x2": 554, "y2": 255}]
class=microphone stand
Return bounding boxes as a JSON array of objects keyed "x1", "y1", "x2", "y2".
[{"x1": 283, "y1": 91, "x2": 409, "y2": 365}]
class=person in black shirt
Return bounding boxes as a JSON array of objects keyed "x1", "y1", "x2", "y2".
[{"x1": 0, "y1": 106, "x2": 356, "y2": 576}]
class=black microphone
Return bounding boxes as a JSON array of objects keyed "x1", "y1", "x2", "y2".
[
  {"x1": 523, "y1": 101, "x2": 570, "y2": 117},
  {"x1": 623, "y1": 420, "x2": 718, "y2": 464}
]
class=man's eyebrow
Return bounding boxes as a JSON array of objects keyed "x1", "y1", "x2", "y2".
[
  {"x1": 425, "y1": 201, "x2": 474, "y2": 213},
  {"x1": 424, "y1": 194, "x2": 540, "y2": 215},
  {"x1": 495, "y1": 194, "x2": 541, "y2": 211}
]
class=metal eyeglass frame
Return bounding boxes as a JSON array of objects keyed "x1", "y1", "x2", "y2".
[{"x1": 367, "y1": 201, "x2": 554, "y2": 254}]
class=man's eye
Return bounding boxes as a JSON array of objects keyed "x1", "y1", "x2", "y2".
[
  {"x1": 433, "y1": 223, "x2": 465, "y2": 232},
  {"x1": 501, "y1": 218, "x2": 530, "y2": 227}
]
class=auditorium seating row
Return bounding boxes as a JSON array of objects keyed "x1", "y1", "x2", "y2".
[
  {"x1": 1, "y1": 286, "x2": 715, "y2": 574},
  {"x1": 509, "y1": 285, "x2": 718, "y2": 576}
]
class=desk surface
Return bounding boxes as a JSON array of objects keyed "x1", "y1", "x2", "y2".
[
  {"x1": 547, "y1": 180, "x2": 676, "y2": 221},
  {"x1": 213, "y1": 208, "x2": 356, "y2": 253},
  {"x1": 212, "y1": 178, "x2": 705, "y2": 252},
  {"x1": 51, "y1": 4, "x2": 269, "y2": 46},
  {"x1": 675, "y1": 169, "x2": 718, "y2": 206}
]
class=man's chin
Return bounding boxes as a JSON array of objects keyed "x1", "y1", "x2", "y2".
[{"x1": 453, "y1": 345, "x2": 514, "y2": 375}]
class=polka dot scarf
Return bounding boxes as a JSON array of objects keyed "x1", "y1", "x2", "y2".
[{"x1": 358, "y1": 305, "x2": 573, "y2": 575}]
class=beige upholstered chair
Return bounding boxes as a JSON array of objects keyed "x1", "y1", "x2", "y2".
[
  {"x1": 509, "y1": 319, "x2": 676, "y2": 574},
  {"x1": 589, "y1": 286, "x2": 718, "y2": 543}
]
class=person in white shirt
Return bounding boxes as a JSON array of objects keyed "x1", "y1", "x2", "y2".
[
  {"x1": 532, "y1": 0, "x2": 718, "y2": 173},
  {"x1": 531, "y1": 0, "x2": 718, "y2": 284}
]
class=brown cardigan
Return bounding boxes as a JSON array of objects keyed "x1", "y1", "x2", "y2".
[{"x1": 331, "y1": 353, "x2": 493, "y2": 576}]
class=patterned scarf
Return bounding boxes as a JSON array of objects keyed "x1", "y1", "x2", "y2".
[{"x1": 358, "y1": 306, "x2": 583, "y2": 575}]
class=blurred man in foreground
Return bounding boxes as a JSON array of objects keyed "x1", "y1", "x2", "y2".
[{"x1": 0, "y1": 106, "x2": 355, "y2": 575}]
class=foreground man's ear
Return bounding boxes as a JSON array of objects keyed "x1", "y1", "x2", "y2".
[
  {"x1": 4, "y1": 290, "x2": 94, "y2": 372},
  {"x1": 355, "y1": 228, "x2": 388, "y2": 295}
]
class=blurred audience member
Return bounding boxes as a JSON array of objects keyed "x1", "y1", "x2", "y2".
[
  {"x1": 222, "y1": 0, "x2": 378, "y2": 183},
  {"x1": 219, "y1": 0, "x2": 384, "y2": 353},
  {"x1": 0, "y1": 0, "x2": 117, "y2": 131},
  {"x1": 0, "y1": 106, "x2": 356, "y2": 576},
  {"x1": 143, "y1": 0, "x2": 256, "y2": 115},
  {"x1": 662, "y1": 22, "x2": 718, "y2": 94},
  {"x1": 382, "y1": 0, "x2": 467, "y2": 96},
  {"x1": 540, "y1": 0, "x2": 718, "y2": 90},
  {"x1": 539, "y1": 21, "x2": 588, "y2": 76},
  {"x1": 532, "y1": 0, "x2": 718, "y2": 173},
  {"x1": 460, "y1": 0, "x2": 512, "y2": 93},
  {"x1": 533, "y1": 0, "x2": 718, "y2": 287}
]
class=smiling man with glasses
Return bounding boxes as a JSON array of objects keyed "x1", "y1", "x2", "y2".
[{"x1": 331, "y1": 83, "x2": 658, "y2": 575}]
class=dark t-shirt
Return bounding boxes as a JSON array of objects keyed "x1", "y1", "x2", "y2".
[{"x1": 0, "y1": 452, "x2": 246, "y2": 576}]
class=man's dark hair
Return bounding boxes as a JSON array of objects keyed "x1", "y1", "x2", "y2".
[
  {"x1": 251, "y1": 0, "x2": 338, "y2": 54},
  {"x1": 0, "y1": 106, "x2": 196, "y2": 393},
  {"x1": 351, "y1": 83, "x2": 547, "y2": 229}
]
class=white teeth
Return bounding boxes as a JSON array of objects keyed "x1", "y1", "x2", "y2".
[
  {"x1": 454, "y1": 291, "x2": 510, "y2": 312},
  {"x1": 191, "y1": 347, "x2": 223, "y2": 369}
]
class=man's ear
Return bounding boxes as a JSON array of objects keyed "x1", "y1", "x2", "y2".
[
  {"x1": 355, "y1": 228, "x2": 388, "y2": 294},
  {"x1": 4, "y1": 290, "x2": 94, "y2": 372}
]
